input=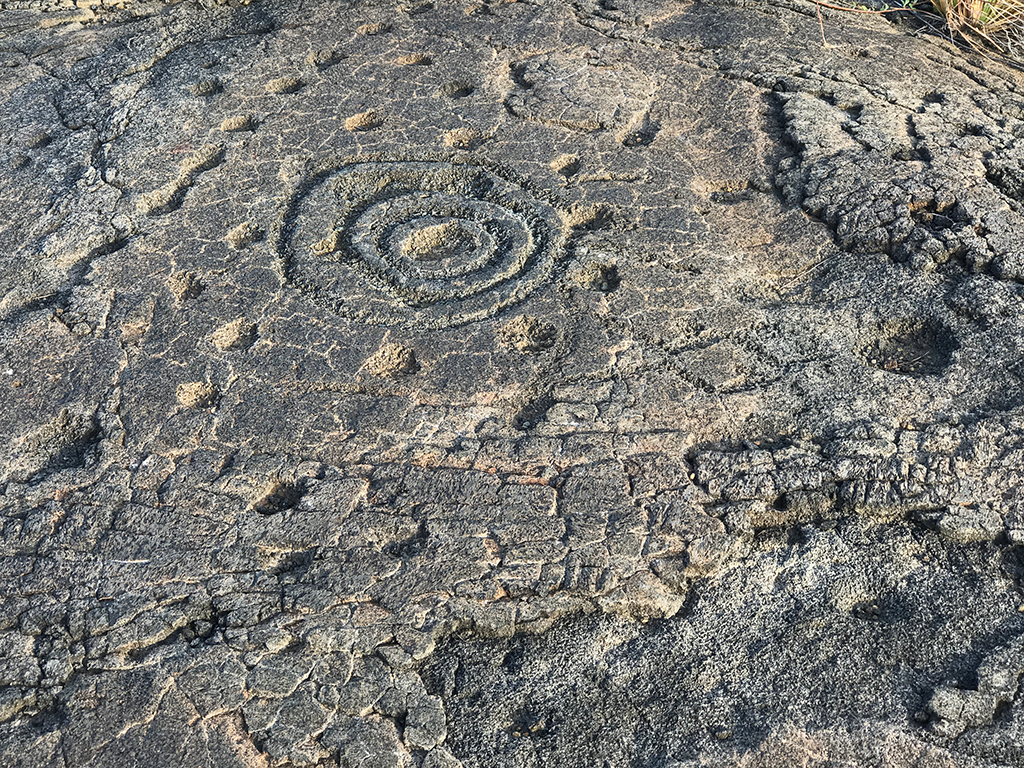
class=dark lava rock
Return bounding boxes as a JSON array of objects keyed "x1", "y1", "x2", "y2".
[{"x1": 1, "y1": 0, "x2": 1024, "y2": 766}]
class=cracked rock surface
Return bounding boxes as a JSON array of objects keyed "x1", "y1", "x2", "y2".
[{"x1": 1, "y1": 0, "x2": 1024, "y2": 765}]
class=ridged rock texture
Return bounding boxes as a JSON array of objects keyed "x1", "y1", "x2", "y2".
[{"x1": 1, "y1": 0, "x2": 1024, "y2": 766}]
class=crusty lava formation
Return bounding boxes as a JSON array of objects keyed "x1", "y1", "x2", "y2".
[{"x1": 1, "y1": 1, "x2": 1024, "y2": 767}]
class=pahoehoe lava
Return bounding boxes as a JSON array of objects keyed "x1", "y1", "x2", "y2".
[{"x1": 3, "y1": 0, "x2": 1024, "y2": 766}]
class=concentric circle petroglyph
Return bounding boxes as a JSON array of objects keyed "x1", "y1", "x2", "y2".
[{"x1": 280, "y1": 158, "x2": 564, "y2": 328}]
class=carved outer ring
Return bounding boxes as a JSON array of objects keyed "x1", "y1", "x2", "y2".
[{"x1": 277, "y1": 154, "x2": 566, "y2": 330}]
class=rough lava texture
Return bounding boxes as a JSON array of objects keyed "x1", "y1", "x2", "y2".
[{"x1": 1, "y1": 0, "x2": 1024, "y2": 766}]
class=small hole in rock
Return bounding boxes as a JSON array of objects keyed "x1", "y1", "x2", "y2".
[{"x1": 859, "y1": 318, "x2": 957, "y2": 377}]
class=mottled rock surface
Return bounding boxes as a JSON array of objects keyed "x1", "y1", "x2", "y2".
[{"x1": 1, "y1": 0, "x2": 1024, "y2": 765}]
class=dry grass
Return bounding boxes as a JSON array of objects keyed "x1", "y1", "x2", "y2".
[
  {"x1": 817, "y1": 0, "x2": 1024, "y2": 60},
  {"x1": 927, "y1": 0, "x2": 1024, "y2": 56}
]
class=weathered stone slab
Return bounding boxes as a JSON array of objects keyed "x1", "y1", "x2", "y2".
[{"x1": 2, "y1": 0, "x2": 1024, "y2": 765}]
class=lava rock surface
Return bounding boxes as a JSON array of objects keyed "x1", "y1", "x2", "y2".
[{"x1": 1, "y1": 0, "x2": 1024, "y2": 766}]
